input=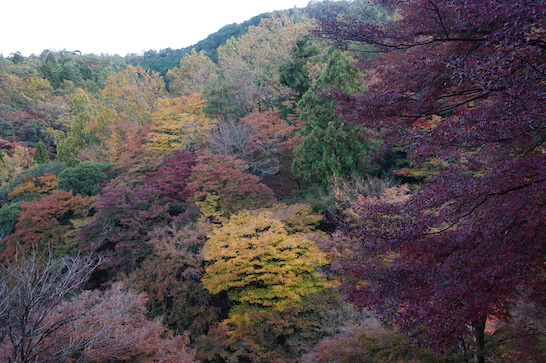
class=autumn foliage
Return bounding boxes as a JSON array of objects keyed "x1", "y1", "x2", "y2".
[
  {"x1": 3, "y1": 190, "x2": 96, "y2": 258},
  {"x1": 318, "y1": 0, "x2": 546, "y2": 359},
  {"x1": 187, "y1": 151, "x2": 275, "y2": 220},
  {"x1": 0, "y1": 2, "x2": 544, "y2": 362}
]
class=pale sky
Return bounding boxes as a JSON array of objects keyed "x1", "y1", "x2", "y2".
[{"x1": 1, "y1": 0, "x2": 313, "y2": 57}]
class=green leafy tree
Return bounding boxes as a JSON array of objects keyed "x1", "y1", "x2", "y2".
[
  {"x1": 40, "y1": 53, "x2": 62, "y2": 88},
  {"x1": 53, "y1": 88, "x2": 100, "y2": 166},
  {"x1": 279, "y1": 36, "x2": 323, "y2": 98},
  {"x1": 33, "y1": 140, "x2": 49, "y2": 164},
  {"x1": 0, "y1": 202, "x2": 21, "y2": 242},
  {"x1": 58, "y1": 161, "x2": 113, "y2": 196},
  {"x1": 292, "y1": 50, "x2": 379, "y2": 187}
]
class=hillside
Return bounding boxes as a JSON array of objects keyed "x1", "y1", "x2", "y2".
[{"x1": 0, "y1": 1, "x2": 544, "y2": 362}]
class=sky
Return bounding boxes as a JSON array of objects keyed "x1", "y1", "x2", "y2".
[{"x1": 1, "y1": 0, "x2": 313, "y2": 57}]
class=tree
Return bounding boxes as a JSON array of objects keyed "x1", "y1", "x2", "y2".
[
  {"x1": 202, "y1": 204, "x2": 329, "y2": 311},
  {"x1": 279, "y1": 36, "x2": 324, "y2": 98},
  {"x1": 200, "y1": 204, "x2": 335, "y2": 362},
  {"x1": 144, "y1": 150, "x2": 196, "y2": 203},
  {"x1": 53, "y1": 88, "x2": 100, "y2": 165},
  {"x1": 99, "y1": 65, "x2": 164, "y2": 127},
  {"x1": 187, "y1": 151, "x2": 275, "y2": 221},
  {"x1": 0, "y1": 145, "x2": 33, "y2": 189},
  {"x1": 0, "y1": 202, "x2": 21, "y2": 242},
  {"x1": 6, "y1": 173, "x2": 58, "y2": 201},
  {"x1": 33, "y1": 140, "x2": 49, "y2": 164},
  {"x1": 2, "y1": 190, "x2": 97, "y2": 259},
  {"x1": 208, "y1": 111, "x2": 300, "y2": 179},
  {"x1": 213, "y1": 12, "x2": 314, "y2": 116},
  {"x1": 0, "y1": 252, "x2": 98, "y2": 363},
  {"x1": 146, "y1": 94, "x2": 218, "y2": 151},
  {"x1": 130, "y1": 222, "x2": 222, "y2": 337},
  {"x1": 40, "y1": 53, "x2": 62, "y2": 88},
  {"x1": 292, "y1": 49, "x2": 380, "y2": 188},
  {"x1": 78, "y1": 184, "x2": 170, "y2": 279},
  {"x1": 320, "y1": 1, "x2": 546, "y2": 361},
  {"x1": 58, "y1": 161, "x2": 113, "y2": 196},
  {"x1": 90, "y1": 66, "x2": 165, "y2": 162},
  {"x1": 167, "y1": 49, "x2": 218, "y2": 97},
  {"x1": 0, "y1": 253, "x2": 196, "y2": 363}
]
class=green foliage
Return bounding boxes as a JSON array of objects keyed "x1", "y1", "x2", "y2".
[
  {"x1": 53, "y1": 89, "x2": 100, "y2": 166},
  {"x1": 40, "y1": 53, "x2": 62, "y2": 88},
  {"x1": 292, "y1": 50, "x2": 380, "y2": 187},
  {"x1": 0, "y1": 117, "x2": 15, "y2": 140},
  {"x1": 33, "y1": 140, "x2": 49, "y2": 164},
  {"x1": 279, "y1": 36, "x2": 322, "y2": 97},
  {"x1": 58, "y1": 161, "x2": 113, "y2": 196},
  {"x1": 0, "y1": 202, "x2": 21, "y2": 241}
]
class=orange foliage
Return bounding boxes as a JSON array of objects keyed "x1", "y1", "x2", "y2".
[{"x1": 7, "y1": 173, "x2": 58, "y2": 200}]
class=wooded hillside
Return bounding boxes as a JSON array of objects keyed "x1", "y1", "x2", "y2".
[{"x1": 1, "y1": 1, "x2": 544, "y2": 362}]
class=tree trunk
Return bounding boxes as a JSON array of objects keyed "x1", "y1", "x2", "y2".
[{"x1": 472, "y1": 315, "x2": 487, "y2": 363}]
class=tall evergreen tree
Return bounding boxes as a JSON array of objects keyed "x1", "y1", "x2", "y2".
[
  {"x1": 292, "y1": 50, "x2": 379, "y2": 187},
  {"x1": 33, "y1": 140, "x2": 49, "y2": 165}
]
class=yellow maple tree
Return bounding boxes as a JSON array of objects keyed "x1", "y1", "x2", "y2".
[
  {"x1": 146, "y1": 93, "x2": 218, "y2": 151},
  {"x1": 202, "y1": 204, "x2": 329, "y2": 311}
]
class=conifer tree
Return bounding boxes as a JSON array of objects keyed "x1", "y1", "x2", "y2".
[
  {"x1": 292, "y1": 50, "x2": 379, "y2": 187},
  {"x1": 33, "y1": 140, "x2": 49, "y2": 164}
]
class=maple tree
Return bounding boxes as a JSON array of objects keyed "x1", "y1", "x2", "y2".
[
  {"x1": 202, "y1": 204, "x2": 329, "y2": 311},
  {"x1": 319, "y1": 1, "x2": 546, "y2": 361},
  {"x1": 6, "y1": 173, "x2": 58, "y2": 201},
  {"x1": 78, "y1": 183, "x2": 170, "y2": 279},
  {"x1": 144, "y1": 150, "x2": 196, "y2": 204},
  {"x1": 187, "y1": 151, "x2": 275, "y2": 220},
  {"x1": 2, "y1": 190, "x2": 96, "y2": 258},
  {"x1": 146, "y1": 93, "x2": 218, "y2": 151}
]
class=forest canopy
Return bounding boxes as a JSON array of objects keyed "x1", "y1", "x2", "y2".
[{"x1": 0, "y1": 1, "x2": 544, "y2": 362}]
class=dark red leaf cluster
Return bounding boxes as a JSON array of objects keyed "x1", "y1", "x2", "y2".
[
  {"x1": 144, "y1": 150, "x2": 197, "y2": 203},
  {"x1": 321, "y1": 0, "x2": 546, "y2": 352}
]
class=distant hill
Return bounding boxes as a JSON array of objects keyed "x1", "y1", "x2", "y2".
[{"x1": 125, "y1": 12, "x2": 272, "y2": 77}]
